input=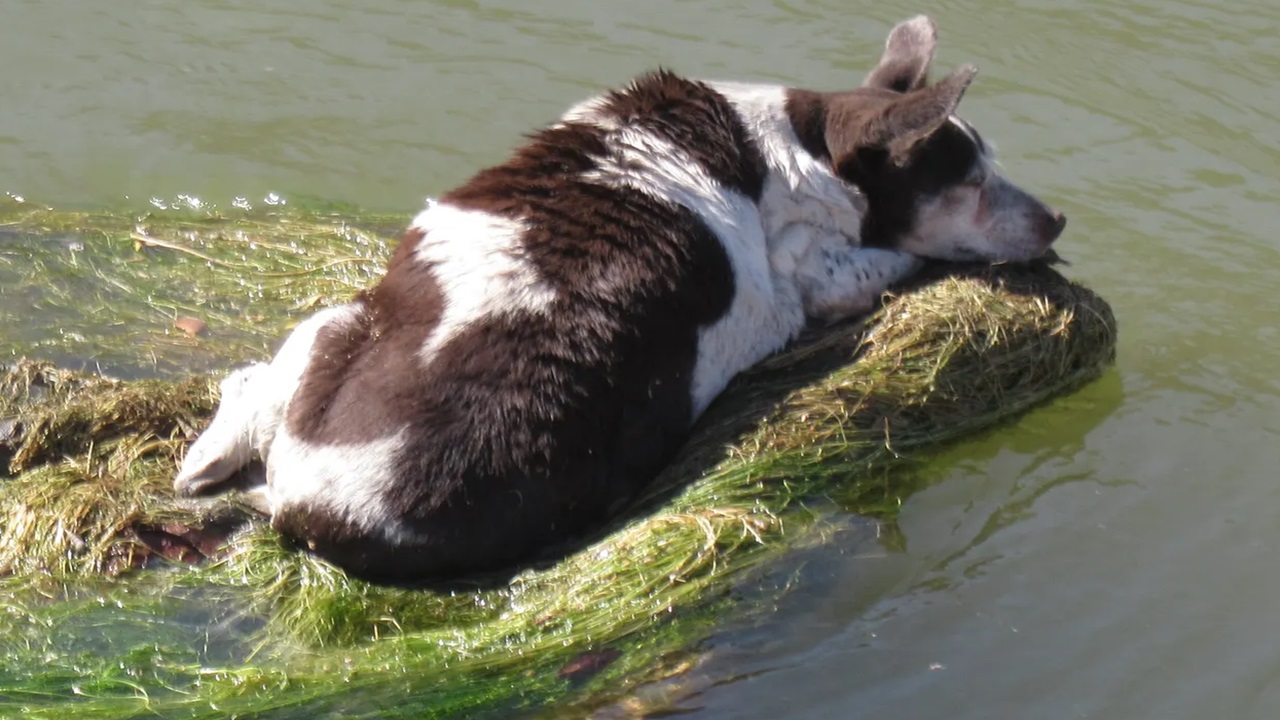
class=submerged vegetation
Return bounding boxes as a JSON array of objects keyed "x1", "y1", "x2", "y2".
[
  {"x1": 0, "y1": 198, "x2": 1116, "y2": 718},
  {"x1": 0, "y1": 199, "x2": 398, "y2": 376}
]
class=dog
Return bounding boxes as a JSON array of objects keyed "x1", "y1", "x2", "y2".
[{"x1": 174, "y1": 16, "x2": 1065, "y2": 582}]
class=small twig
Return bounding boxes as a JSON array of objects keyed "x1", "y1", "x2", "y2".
[
  {"x1": 130, "y1": 227, "x2": 242, "y2": 269},
  {"x1": 258, "y1": 257, "x2": 369, "y2": 278}
]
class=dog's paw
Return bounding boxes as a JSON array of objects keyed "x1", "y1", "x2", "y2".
[
  {"x1": 174, "y1": 364, "x2": 267, "y2": 496},
  {"x1": 174, "y1": 441, "x2": 244, "y2": 496}
]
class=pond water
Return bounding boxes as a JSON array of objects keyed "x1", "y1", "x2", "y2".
[{"x1": 3, "y1": 0, "x2": 1279, "y2": 717}]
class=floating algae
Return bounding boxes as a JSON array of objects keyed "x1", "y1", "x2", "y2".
[
  {"x1": 0, "y1": 202, "x2": 1116, "y2": 718},
  {"x1": 0, "y1": 199, "x2": 398, "y2": 376}
]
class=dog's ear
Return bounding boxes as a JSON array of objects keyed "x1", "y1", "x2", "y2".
[
  {"x1": 832, "y1": 65, "x2": 977, "y2": 180},
  {"x1": 876, "y1": 65, "x2": 977, "y2": 164},
  {"x1": 864, "y1": 15, "x2": 938, "y2": 93},
  {"x1": 880, "y1": 64, "x2": 977, "y2": 163}
]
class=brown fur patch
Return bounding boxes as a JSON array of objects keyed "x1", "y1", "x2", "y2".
[
  {"x1": 285, "y1": 226, "x2": 445, "y2": 443},
  {"x1": 784, "y1": 88, "x2": 830, "y2": 162},
  {"x1": 589, "y1": 70, "x2": 768, "y2": 201}
]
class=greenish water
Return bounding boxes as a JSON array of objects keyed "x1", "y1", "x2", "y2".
[{"x1": 2, "y1": 1, "x2": 1278, "y2": 718}]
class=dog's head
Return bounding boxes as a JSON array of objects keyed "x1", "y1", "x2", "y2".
[{"x1": 814, "y1": 16, "x2": 1065, "y2": 262}]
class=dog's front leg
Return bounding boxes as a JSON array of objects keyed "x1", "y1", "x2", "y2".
[
  {"x1": 801, "y1": 245, "x2": 923, "y2": 323},
  {"x1": 783, "y1": 225, "x2": 924, "y2": 323}
]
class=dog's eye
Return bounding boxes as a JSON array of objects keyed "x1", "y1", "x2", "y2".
[{"x1": 964, "y1": 173, "x2": 987, "y2": 188}]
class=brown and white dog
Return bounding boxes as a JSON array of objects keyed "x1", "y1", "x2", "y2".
[{"x1": 175, "y1": 16, "x2": 1065, "y2": 582}]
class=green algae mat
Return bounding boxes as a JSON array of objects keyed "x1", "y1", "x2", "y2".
[{"x1": 0, "y1": 199, "x2": 1116, "y2": 718}]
